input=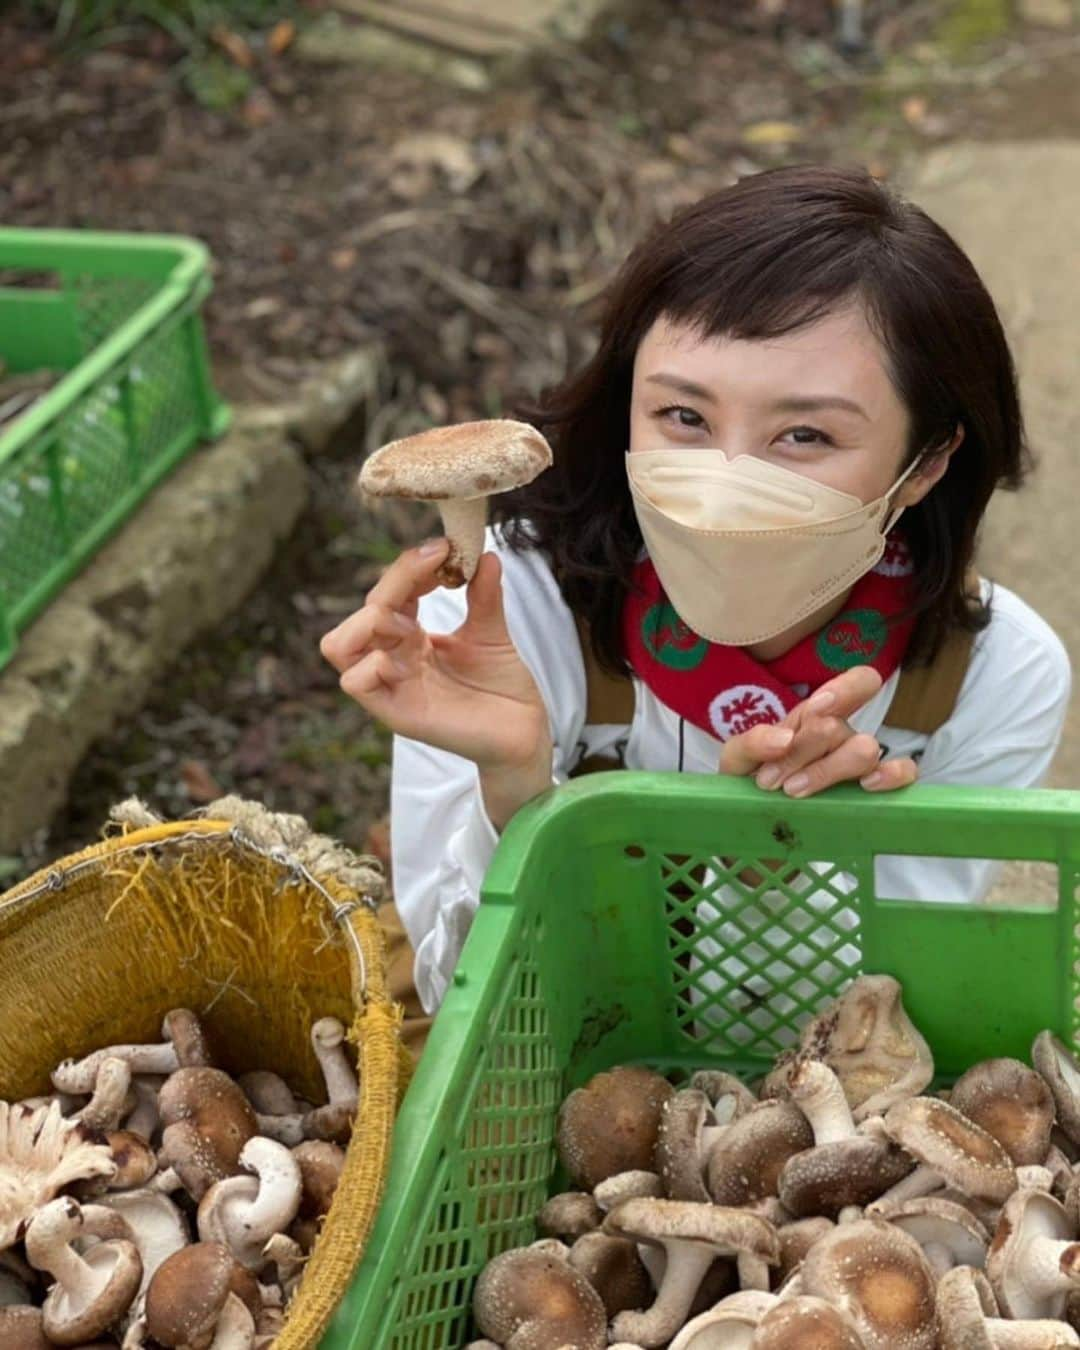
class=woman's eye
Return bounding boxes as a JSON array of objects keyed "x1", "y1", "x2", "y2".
[
  {"x1": 780, "y1": 426, "x2": 833, "y2": 446},
  {"x1": 657, "y1": 404, "x2": 706, "y2": 430}
]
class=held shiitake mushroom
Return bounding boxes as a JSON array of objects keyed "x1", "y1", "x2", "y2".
[{"x1": 359, "y1": 420, "x2": 553, "y2": 589}]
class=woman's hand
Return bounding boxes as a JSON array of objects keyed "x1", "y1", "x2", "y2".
[
  {"x1": 320, "y1": 539, "x2": 553, "y2": 828},
  {"x1": 719, "y1": 666, "x2": 918, "y2": 797}
]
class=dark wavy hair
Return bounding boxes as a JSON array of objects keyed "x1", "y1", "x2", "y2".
[{"x1": 492, "y1": 163, "x2": 1029, "y2": 676}]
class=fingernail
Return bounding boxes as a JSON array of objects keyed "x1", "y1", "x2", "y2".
[
  {"x1": 861, "y1": 771, "x2": 884, "y2": 790},
  {"x1": 392, "y1": 612, "x2": 417, "y2": 633},
  {"x1": 806, "y1": 689, "x2": 835, "y2": 712},
  {"x1": 756, "y1": 766, "x2": 782, "y2": 790},
  {"x1": 419, "y1": 537, "x2": 448, "y2": 557},
  {"x1": 785, "y1": 773, "x2": 810, "y2": 796},
  {"x1": 764, "y1": 727, "x2": 795, "y2": 751}
]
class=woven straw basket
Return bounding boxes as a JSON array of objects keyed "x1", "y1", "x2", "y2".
[{"x1": 0, "y1": 796, "x2": 410, "y2": 1349}]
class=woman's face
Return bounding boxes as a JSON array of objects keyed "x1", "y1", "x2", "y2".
[{"x1": 629, "y1": 306, "x2": 944, "y2": 509}]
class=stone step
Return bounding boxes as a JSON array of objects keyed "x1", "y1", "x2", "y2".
[{"x1": 334, "y1": 0, "x2": 537, "y2": 55}]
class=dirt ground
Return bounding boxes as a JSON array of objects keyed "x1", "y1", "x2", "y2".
[{"x1": 4, "y1": 0, "x2": 1079, "y2": 877}]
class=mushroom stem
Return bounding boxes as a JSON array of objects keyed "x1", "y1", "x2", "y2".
[
  {"x1": 700, "y1": 1124, "x2": 727, "y2": 1158},
  {"x1": 433, "y1": 497, "x2": 488, "y2": 587},
  {"x1": 124, "y1": 1080, "x2": 161, "y2": 1143},
  {"x1": 254, "y1": 1113, "x2": 305, "y2": 1147},
  {"x1": 53, "y1": 1045, "x2": 180, "y2": 1095},
  {"x1": 79, "y1": 1058, "x2": 133, "y2": 1134},
  {"x1": 871, "y1": 1164, "x2": 945, "y2": 1209},
  {"x1": 737, "y1": 1251, "x2": 772, "y2": 1291},
  {"x1": 787, "y1": 1060, "x2": 856, "y2": 1145},
  {"x1": 311, "y1": 1019, "x2": 357, "y2": 1106},
  {"x1": 610, "y1": 1243, "x2": 715, "y2": 1347},
  {"x1": 987, "y1": 1320, "x2": 1080, "y2": 1348},
  {"x1": 26, "y1": 1205, "x2": 101, "y2": 1302}
]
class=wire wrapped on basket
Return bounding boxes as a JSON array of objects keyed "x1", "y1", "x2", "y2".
[{"x1": 0, "y1": 795, "x2": 412, "y2": 1350}]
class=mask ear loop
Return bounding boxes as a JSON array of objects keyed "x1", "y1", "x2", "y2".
[{"x1": 882, "y1": 438, "x2": 946, "y2": 532}]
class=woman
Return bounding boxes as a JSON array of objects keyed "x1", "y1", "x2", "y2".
[{"x1": 320, "y1": 164, "x2": 1071, "y2": 1015}]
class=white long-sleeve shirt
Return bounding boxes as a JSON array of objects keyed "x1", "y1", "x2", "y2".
[{"x1": 392, "y1": 526, "x2": 1072, "y2": 1013}]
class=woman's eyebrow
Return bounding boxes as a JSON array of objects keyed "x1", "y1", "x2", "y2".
[
  {"x1": 771, "y1": 395, "x2": 870, "y2": 420},
  {"x1": 644, "y1": 373, "x2": 717, "y2": 403}
]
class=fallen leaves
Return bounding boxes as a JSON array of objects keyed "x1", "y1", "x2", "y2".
[
  {"x1": 180, "y1": 759, "x2": 223, "y2": 804},
  {"x1": 741, "y1": 120, "x2": 805, "y2": 147}
]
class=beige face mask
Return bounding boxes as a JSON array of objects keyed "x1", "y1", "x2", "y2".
[{"x1": 626, "y1": 447, "x2": 922, "y2": 645}]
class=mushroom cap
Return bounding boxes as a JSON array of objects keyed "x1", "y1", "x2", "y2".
[
  {"x1": 603, "y1": 1197, "x2": 780, "y2": 1263},
  {"x1": 656, "y1": 1090, "x2": 715, "y2": 1203},
  {"x1": 567, "y1": 1232, "x2": 652, "y2": 1318},
  {"x1": 593, "y1": 1170, "x2": 663, "y2": 1213},
  {"x1": 96, "y1": 1189, "x2": 189, "y2": 1309},
  {"x1": 667, "y1": 1290, "x2": 778, "y2": 1350},
  {"x1": 935, "y1": 1264, "x2": 1003, "y2": 1350},
  {"x1": 0, "y1": 1101, "x2": 115, "y2": 1248},
  {"x1": 237, "y1": 1072, "x2": 297, "y2": 1117},
  {"x1": 948, "y1": 1058, "x2": 1055, "y2": 1167},
  {"x1": 360, "y1": 420, "x2": 552, "y2": 503},
  {"x1": 765, "y1": 976, "x2": 934, "y2": 1121},
  {"x1": 197, "y1": 1136, "x2": 302, "y2": 1269},
  {"x1": 158, "y1": 1069, "x2": 257, "y2": 1200},
  {"x1": 472, "y1": 1248, "x2": 606, "y2": 1350},
  {"x1": 777, "y1": 1216, "x2": 835, "y2": 1283},
  {"x1": 103, "y1": 1131, "x2": 158, "y2": 1190},
  {"x1": 301, "y1": 1101, "x2": 355, "y2": 1144},
  {"x1": 161, "y1": 1010, "x2": 214, "y2": 1069},
  {"x1": 987, "y1": 1187, "x2": 1080, "y2": 1321},
  {"x1": 883, "y1": 1097, "x2": 1018, "y2": 1202},
  {"x1": 800, "y1": 1218, "x2": 938, "y2": 1350},
  {"x1": 779, "y1": 1136, "x2": 915, "y2": 1219},
  {"x1": 557, "y1": 1067, "x2": 674, "y2": 1191},
  {"x1": 292, "y1": 1140, "x2": 345, "y2": 1218},
  {"x1": 27, "y1": 1199, "x2": 142, "y2": 1347},
  {"x1": 706, "y1": 1100, "x2": 814, "y2": 1206},
  {"x1": 0, "y1": 1306, "x2": 52, "y2": 1350},
  {"x1": 688, "y1": 1071, "x2": 756, "y2": 1123},
  {"x1": 144, "y1": 1241, "x2": 259, "y2": 1348},
  {"x1": 1033, "y1": 1032, "x2": 1080, "y2": 1148},
  {"x1": 753, "y1": 1294, "x2": 868, "y2": 1348},
  {"x1": 882, "y1": 1197, "x2": 990, "y2": 1270},
  {"x1": 537, "y1": 1192, "x2": 602, "y2": 1241}
]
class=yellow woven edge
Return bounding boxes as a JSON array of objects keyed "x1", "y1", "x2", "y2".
[{"x1": 277, "y1": 901, "x2": 403, "y2": 1350}]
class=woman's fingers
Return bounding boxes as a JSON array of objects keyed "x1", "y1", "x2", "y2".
[
  {"x1": 776, "y1": 733, "x2": 890, "y2": 799},
  {"x1": 365, "y1": 538, "x2": 449, "y2": 614},
  {"x1": 860, "y1": 755, "x2": 919, "y2": 792},
  {"x1": 320, "y1": 603, "x2": 420, "y2": 674},
  {"x1": 339, "y1": 647, "x2": 410, "y2": 701},
  {"x1": 719, "y1": 723, "x2": 796, "y2": 777},
  {"x1": 799, "y1": 665, "x2": 884, "y2": 722},
  {"x1": 755, "y1": 716, "x2": 864, "y2": 791}
]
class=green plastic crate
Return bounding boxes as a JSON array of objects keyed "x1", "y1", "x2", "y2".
[
  {"x1": 0, "y1": 228, "x2": 230, "y2": 671},
  {"x1": 324, "y1": 772, "x2": 1080, "y2": 1349}
]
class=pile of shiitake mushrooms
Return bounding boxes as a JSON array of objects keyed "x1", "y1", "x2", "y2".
[
  {"x1": 0, "y1": 1008, "x2": 356, "y2": 1349},
  {"x1": 467, "y1": 975, "x2": 1080, "y2": 1349}
]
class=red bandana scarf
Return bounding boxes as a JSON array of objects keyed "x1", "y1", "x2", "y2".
[{"x1": 622, "y1": 532, "x2": 917, "y2": 742}]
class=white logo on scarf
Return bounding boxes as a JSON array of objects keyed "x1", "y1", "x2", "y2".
[
  {"x1": 873, "y1": 535, "x2": 914, "y2": 577},
  {"x1": 709, "y1": 685, "x2": 788, "y2": 741}
]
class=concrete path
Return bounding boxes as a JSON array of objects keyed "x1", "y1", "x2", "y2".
[{"x1": 904, "y1": 142, "x2": 1080, "y2": 789}]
